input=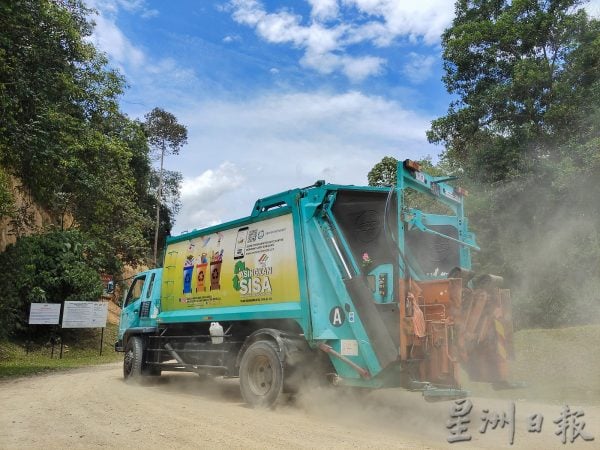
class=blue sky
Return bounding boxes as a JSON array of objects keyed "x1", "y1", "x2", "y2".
[{"x1": 86, "y1": 0, "x2": 600, "y2": 234}]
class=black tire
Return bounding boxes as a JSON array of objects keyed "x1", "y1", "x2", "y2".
[
  {"x1": 239, "y1": 340, "x2": 284, "y2": 408},
  {"x1": 123, "y1": 336, "x2": 143, "y2": 380}
]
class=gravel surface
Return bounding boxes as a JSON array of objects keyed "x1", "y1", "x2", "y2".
[{"x1": 0, "y1": 362, "x2": 597, "y2": 449}]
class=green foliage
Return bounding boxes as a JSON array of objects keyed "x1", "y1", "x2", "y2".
[
  {"x1": 65, "y1": 116, "x2": 154, "y2": 272},
  {"x1": 428, "y1": 0, "x2": 599, "y2": 183},
  {"x1": 0, "y1": 0, "x2": 121, "y2": 202},
  {"x1": 144, "y1": 108, "x2": 188, "y2": 156},
  {"x1": 428, "y1": 0, "x2": 600, "y2": 328},
  {"x1": 367, "y1": 156, "x2": 399, "y2": 186},
  {"x1": 367, "y1": 156, "x2": 449, "y2": 187},
  {"x1": 0, "y1": 1, "x2": 186, "y2": 272},
  {"x1": 368, "y1": 156, "x2": 456, "y2": 215},
  {"x1": 0, "y1": 230, "x2": 103, "y2": 339}
]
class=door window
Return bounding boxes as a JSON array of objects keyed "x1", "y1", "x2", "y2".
[
  {"x1": 124, "y1": 276, "x2": 146, "y2": 307},
  {"x1": 146, "y1": 273, "x2": 156, "y2": 299}
]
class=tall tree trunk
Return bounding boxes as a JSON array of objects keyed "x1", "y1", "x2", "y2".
[{"x1": 153, "y1": 142, "x2": 165, "y2": 267}]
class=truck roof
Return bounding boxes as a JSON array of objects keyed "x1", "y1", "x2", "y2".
[{"x1": 166, "y1": 181, "x2": 390, "y2": 245}]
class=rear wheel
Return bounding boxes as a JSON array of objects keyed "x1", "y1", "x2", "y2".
[
  {"x1": 239, "y1": 340, "x2": 284, "y2": 408},
  {"x1": 123, "y1": 336, "x2": 143, "y2": 380}
]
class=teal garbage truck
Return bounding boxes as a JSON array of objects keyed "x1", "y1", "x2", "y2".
[{"x1": 116, "y1": 160, "x2": 514, "y2": 407}]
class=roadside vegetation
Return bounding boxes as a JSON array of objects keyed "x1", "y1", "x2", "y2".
[
  {"x1": 0, "y1": 324, "x2": 121, "y2": 378},
  {"x1": 0, "y1": 1, "x2": 186, "y2": 344},
  {"x1": 370, "y1": 0, "x2": 600, "y2": 329}
]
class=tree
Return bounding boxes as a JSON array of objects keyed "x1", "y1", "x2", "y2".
[
  {"x1": 144, "y1": 108, "x2": 187, "y2": 267},
  {"x1": 0, "y1": 1, "x2": 159, "y2": 273},
  {"x1": 140, "y1": 169, "x2": 183, "y2": 260},
  {"x1": 368, "y1": 156, "x2": 455, "y2": 214},
  {"x1": 0, "y1": 230, "x2": 103, "y2": 339},
  {"x1": 427, "y1": 0, "x2": 600, "y2": 328},
  {"x1": 0, "y1": 0, "x2": 122, "y2": 202},
  {"x1": 428, "y1": 0, "x2": 599, "y2": 182},
  {"x1": 368, "y1": 156, "x2": 450, "y2": 186},
  {"x1": 367, "y1": 156, "x2": 399, "y2": 186}
]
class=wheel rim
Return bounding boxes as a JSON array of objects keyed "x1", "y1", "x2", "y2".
[
  {"x1": 124, "y1": 349, "x2": 133, "y2": 376},
  {"x1": 247, "y1": 355, "x2": 274, "y2": 396}
]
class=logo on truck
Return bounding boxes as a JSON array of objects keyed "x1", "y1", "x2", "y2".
[{"x1": 238, "y1": 266, "x2": 273, "y2": 295}]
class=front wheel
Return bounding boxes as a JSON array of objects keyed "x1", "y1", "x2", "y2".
[
  {"x1": 123, "y1": 336, "x2": 143, "y2": 380},
  {"x1": 239, "y1": 340, "x2": 284, "y2": 408}
]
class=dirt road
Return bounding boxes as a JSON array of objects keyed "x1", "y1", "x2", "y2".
[{"x1": 0, "y1": 363, "x2": 597, "y2": 449}]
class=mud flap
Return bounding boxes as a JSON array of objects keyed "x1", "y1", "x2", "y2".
[{"x1": 459, "y1": 285, "x2": 515, "y2": 383}]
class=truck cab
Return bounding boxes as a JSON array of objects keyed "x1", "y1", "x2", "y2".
[{"x1": 115, "y1": 269, "x2": 161, "y2": 352}]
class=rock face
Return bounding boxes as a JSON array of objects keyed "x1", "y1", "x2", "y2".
[
  {"x1": 0, "y1": 176, "x2": 74, "y2": 252},
  {"x1": 0, "y1": 175, "x2": 150, "y2": 325}
]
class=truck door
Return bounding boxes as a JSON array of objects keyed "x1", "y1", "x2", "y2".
[
  {"x1": 138, "y1": 271, "x2": 159, "y2": 328},
  {"x1": 118, "y1": 274, "x2": 147, "y2": 338}
]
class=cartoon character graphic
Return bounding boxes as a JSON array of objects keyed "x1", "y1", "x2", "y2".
[
  {"x1": 183, "y1": 254, "x2": 195, "y2": 294},
  {"x1": 210, "y1": 249, "x2": 224, "y2": 291},
  {"x1": 196, "y1": 253, "x2": 208, "y2": 292}
]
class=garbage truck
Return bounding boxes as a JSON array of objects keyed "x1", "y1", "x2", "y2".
[{"x1": 116, "y1": 159, "x2": 514, "y2": 407}]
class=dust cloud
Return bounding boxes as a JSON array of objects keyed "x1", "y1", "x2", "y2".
[
  {"x1": 462, "y1": 175, "x2": 600, "y2": 407},
  {"x1": 291, "y1": 384, "x2": 448, "y2": 444}
]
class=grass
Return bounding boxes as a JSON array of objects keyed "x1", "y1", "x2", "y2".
[
  {"x1": 463, "y1": 323, "x2": 600, "y2": 405},
  {"x1": 0, "y1": 324, "x2": 122, "y2": 378}
]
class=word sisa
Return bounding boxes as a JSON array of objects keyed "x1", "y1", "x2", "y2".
[
  {"x1": 239, "y1": 266, "x2": 273, "y2": 295},
  {"x1": 447, "y1": 399, "x2": 595, "y2": 445}
]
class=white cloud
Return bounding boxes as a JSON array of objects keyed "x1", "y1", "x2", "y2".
[
  {"x1": 223, "y1": 34, "x2": 241, "y2": 43},
  {"x1": 170, "y1": 90, "x2": 434, "y2": 232},
  {"x1": 146, "y1": 58, "x2": 196, "y2": 82},
  {"x1": 308, "y1": 0, "x2": 339, "y2": 20},
  {"x1": 345, "y1": 1, "x2": 454, "y2": 46},
  {"x1": 86, "y1": 1, "x2": 197, "y2": 98},
  {"x1": 341, "y1": 55, "x2": 385, "y2": 82},
  {"x1": 82, "y1": 0, "x2": 444, "y2": 234},
  {"x1": 403, "y1": 52, "x2": 436, "y2": 84},
  {"x1": 228, "y1": 0, "x2": 453, "y2": 81},
  {"x1": 90, "y1": 12, "x2": 145, "y2": 67},
  {"x1": 88, "y1": 0, "x2": 158, "y2": 18},
  {"x1": 178, "y1": 162, "x2": 245, "y2": 231},
  {"x1": 230, "y1": 0, "x2": 385, "y2": 82},
  {"x1": 585, "y1": 0, "x2": 600, "y2": 18}
]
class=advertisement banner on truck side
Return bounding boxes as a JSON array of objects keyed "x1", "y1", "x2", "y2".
[{"x1": 161, "y1": 214, "x2": 301, "y2": 311}]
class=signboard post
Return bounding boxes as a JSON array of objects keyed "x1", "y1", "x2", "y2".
[
  {"x1": 29, "y1": 303, "x2": 61, "y2": 325},
  {"x1": 28, "y1": 303, "x2": 62, "y2": 357},
  {"x1": 62, "y1": 301, "x2": 108, "y2": 328},
  {"x1": 62, "y1": 301, "x2": 109, "y2": 356}
]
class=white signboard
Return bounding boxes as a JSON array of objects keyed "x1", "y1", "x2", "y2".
[
  {"x1": 29, "y1": 303, "x2": 61, "y2": 325},
  {"x1": 62, "y1": 301, "x2": 108, "y2": 328}
]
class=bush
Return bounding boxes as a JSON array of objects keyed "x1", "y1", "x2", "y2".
[{"x1": 0, "y1": 229, "x2": 102, "y2": 339}]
